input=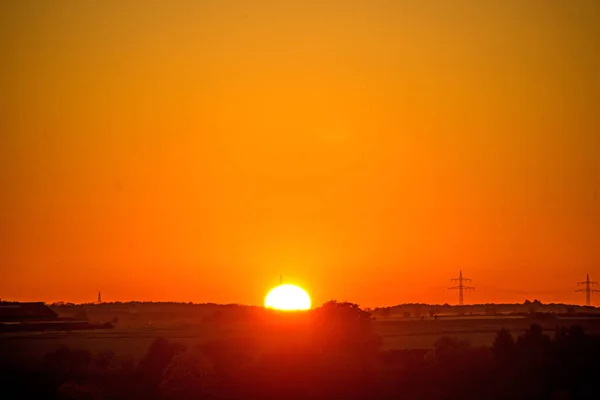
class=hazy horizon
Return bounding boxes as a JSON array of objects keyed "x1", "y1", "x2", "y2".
[
  {"x1": 4, "y1": 282, "x2": 599, "y2": 310},
  {"x1": 14, "y1": 299, "x2": 597, "y2": 310}
]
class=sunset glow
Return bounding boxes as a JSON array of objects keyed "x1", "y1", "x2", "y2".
[
  {"x1": 3, "y1": 2, "x2": 600, "y2": 398},
  {"x1": 1, "y1": 1, "x2": 599, "y2": 306}
]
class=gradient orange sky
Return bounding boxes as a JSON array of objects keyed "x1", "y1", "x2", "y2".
[{"x1": 1, "y1": 1, "x2": 599, "y2": 307}]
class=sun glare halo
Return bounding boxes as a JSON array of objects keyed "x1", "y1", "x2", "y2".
[{"x1": 264, "y1": 284, "x2": 311, "y2": 311}]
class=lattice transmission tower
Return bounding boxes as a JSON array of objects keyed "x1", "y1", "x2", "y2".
[
  {"x1": 576, "y1": 274, "x2": 599, "y2": 306},
  {"x1": 449, "y1": 270, "x2": 475, "y2": 306}
]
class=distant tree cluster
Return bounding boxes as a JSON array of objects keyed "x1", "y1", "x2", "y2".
[{"x1": 372, "y1": 300, "x2": 600, "y2": 319}]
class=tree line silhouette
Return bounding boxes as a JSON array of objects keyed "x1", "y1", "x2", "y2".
[{"x1": 2, "y1": 301, "x2": 600, "y2": 399}]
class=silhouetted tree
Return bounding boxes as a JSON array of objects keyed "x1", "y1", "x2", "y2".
[
  {"x1": 380, "y1": 307, "x2": 392, "y2": 319},
  {"x1": 517, "y1": 324, "x2": 551, "y2": 360},
  {"x1": 310, "y1": 301, "x2": 381, "y2": 358},
  {"x1": 493, "y1": 328, "x2": 516, "y2": 368},
  {"x1": 137, "y1": 338, "x2": 186, "y2": 398},
  {"x1": 432, "y1": 336, "x2": 471, "y2": 365},
  {"x1": 160, "y1": 350, "x2": 215, "y2": 400}
]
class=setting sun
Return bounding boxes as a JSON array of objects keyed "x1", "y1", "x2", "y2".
[{"x1": 264, "y1": 284, "x2": 311, "y2": 311}]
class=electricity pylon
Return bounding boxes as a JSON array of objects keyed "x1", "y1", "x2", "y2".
[
  {"x1": 576, "y1": 273, "x2": 599, "y2": 306},
  {"x1": 449, "y1": 270, "x2": 474, "y2": 306}
]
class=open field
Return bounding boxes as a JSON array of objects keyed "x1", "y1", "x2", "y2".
[
  {"x1": 3, "y1": 315, "x2": 600, "y2": 364},
  {"x1": 376, "y1": 316, "x2": 600, "y2": 349}
]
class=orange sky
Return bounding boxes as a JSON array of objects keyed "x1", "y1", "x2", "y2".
[{"x1": 1, "y1": 1, "x2": 599, "y2": 307}]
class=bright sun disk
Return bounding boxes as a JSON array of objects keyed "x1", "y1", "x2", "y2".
[{"x1": 264, "y1": 284, "x2": 311, "y2": 311}]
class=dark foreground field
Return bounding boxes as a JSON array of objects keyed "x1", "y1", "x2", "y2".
[
  {"x1": 2, "y1": 302, "x2": 600, "y2": 399},
  {"x1": 3, "y1": 314, "x2": 600, "y2": 361}
]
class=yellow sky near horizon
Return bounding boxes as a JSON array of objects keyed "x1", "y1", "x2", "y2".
[{"x1": 1, "y1": 0, "x2": 599, "y2": 307}]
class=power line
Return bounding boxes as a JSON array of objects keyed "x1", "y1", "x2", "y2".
[
  {"x1": 449, "y1": 270, "x2": 475, "y2": 306},
  {"x1": 576, "y1": 273, "x2": 599, "y2": 306}
]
